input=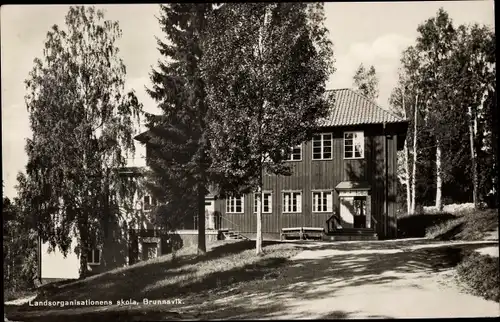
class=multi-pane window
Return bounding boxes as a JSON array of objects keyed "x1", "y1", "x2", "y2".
[
  {"x1": 312, "y1": 191, "x2": 333, "y2": 212},
  {"x1": 344, "y1": 131, "x2": 364, "y2": 159},
  {"x1": 353, "y1": 196, "x2": 367, "y2": 216},
  {"x1": 287, "y1": 144, "x2": 302, "y2": 161},
  {"x1": 312, "y1": 133, "x2": 333, "y2": 160},
  {"x1": 254, "y1": 192, "x2": 272, "y2": 213},
  {"x1": 87, "y1": 248, "x2": 101, "y2": 265},
  {"x1": 282, "y1": 192, "x2": 302, "y2": 213},
  {"x1": 143, "y1": 195, "x2": 157, "y2": 212},
  {"x1": 226, "y1": 196, "x2": 244, "y2": 213}
]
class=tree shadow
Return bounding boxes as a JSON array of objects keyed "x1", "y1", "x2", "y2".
[
  {"x1": 397, "y1": 213, "x2": 457, "y2": 238},
  {"x1": 16, "y1": 240, "x2": 283, "y2": 307},
  {"x1": 163, "y1": 243, "x2": 487, "y2": 319},
  {"x1": 9, "y1": 240, "x2": 492, "y2": 321}
]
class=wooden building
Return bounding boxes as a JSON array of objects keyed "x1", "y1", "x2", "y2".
[{"x1": 136, "y1": 88, "x2": 408, "y2": 241}]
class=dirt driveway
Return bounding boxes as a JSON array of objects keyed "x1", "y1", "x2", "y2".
[
  {"x1": 6, "y1": 239, "x2": 499, "y2": 321},
  {"x1": 188, "y1": 239, "x2": 500, "y2": 319}
]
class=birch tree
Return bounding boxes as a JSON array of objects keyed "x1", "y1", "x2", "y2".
[
  {"x1": 22, "y1": 6, "x2": 142, "y2": 277},
  {"x1": 446, "y1": 23, "x2": 496, "y2": 208},
  {"x1": 415, "y1": 8, "x2": 457, "y2": 211},
  {"x1": 390, "y1": 47, "x2": 422, "y2": 214},
  {"x1": 202, "y1": 3, "x2": 334, "y2": 254},
  {"x1": 353, "y1": 63, "x2": 379, "y2": 101}
]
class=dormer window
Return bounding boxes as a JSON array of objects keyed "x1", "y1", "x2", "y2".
[{"x1": 344, "y1": 131, "x2": 364, "y2": 159}]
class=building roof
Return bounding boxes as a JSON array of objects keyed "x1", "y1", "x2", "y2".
[
  {"x1": 319, "y1": 89, "x2": 406, "y2": 127},
  {"x1": 135, "y1": 88, "x2": 407, "y2": 142},
  {"x1": 335, "y1": 181, "x2": 371, "y2": 191}
]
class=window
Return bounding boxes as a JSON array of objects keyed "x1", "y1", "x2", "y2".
[
  {"x1": 143, "y1": 195, "x2": 157, "y2": 212},
  {"x1": 344, "y1": 131, "x2": 364, "y2": 159},
  {"x1": 353, "y1": 196, "x2": 367, "y2": 216},
  {"x1": 226, "y1": 196, "x2": 244, "y2": 213},
  {"x1": 312, "y1": 133, "x2": 333, "y2": 160},
  {"x1": 87, "y1": 248, "x2": 101, "y2": 265},
  {"x1": 312, "y1": 191, "x2": 333, "y2": 212},
  {"x1": 254, "y1": 192, "x2": 272, "y2": 213},
  {"x1": 282, "y1": 192, "x2": 302, "y2": 213},
  {"x1": 287, "y1": 144, "x2": 302, "y2": 161}
]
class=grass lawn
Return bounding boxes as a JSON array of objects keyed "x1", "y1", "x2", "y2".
[
  {"x1": 426, "y1": 208, "x2": 498, "y2": 240},
  {"x1": 456, "y1": 251, "x2": 499, "y2": 302},
  {"x1": 5, "y1": 239, "x2": 300, "y2": 321}
]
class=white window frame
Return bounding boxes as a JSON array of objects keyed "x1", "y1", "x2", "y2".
[
  {"x1": 312, "y1": 190, "x2": 333, "y2": 213},
  {"x1": 226, "y1": 196, "x2": 244, "y2": 214},
  {"x1": 143, "y1": 194, "x2": 157, "y2": 212},
  {"x1": 344, "y1": 131, "x2": 364, "y2": 159},
  {"x1": 87, "y1": 248, "x2": 101, "y2": 265},
  {"x1": 253, "y1": 192, "x2": 273, "y2": 214},
  {"x1": 287, "y1": 144, "x2": 302, "y2": 161},
  {"x1": 312, "y1": 133, "x2": 333, "y2": 160},
  {"x1": 282, "y1": 191, "x2": 302, "y2": 213}
]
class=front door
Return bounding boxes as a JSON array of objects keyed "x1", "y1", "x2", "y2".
[
  {"x1": 353, "y1": 196, "x2": 367, "y2": 228},
  {"x1": 142, "y1": 242, "x2": 158, "y2": 261},
  {"x1": 339, "y1": 191, "x2": 371, "y2": 229},
  {"x1": 205, "y1": 199, "x2": 215, "y2": 230}
]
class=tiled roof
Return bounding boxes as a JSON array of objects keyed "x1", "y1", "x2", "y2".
[{"x1": 319, "y1": 88, "x2": 407, "y2": 127}]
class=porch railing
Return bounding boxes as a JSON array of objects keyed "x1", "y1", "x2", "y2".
[
  {"x1": 325, "y1": 211, "x2": 378, "y2": 233},
  {"x1": 326, "y1": 211, "x2": 342, "y2": 233},
  {"x1": 193, "y1": 214, "x2": 242, "y2": 232}
]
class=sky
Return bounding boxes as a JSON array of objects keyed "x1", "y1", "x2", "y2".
[{"x1": 1, "y1": 1, "x2": 495, "y2": 199}]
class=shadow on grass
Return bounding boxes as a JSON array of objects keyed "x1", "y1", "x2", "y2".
[
  {"x1": 8, "y1": 240, "x2": 288, "y2": 315},
  {"x1": 6, "y1": 240, "x2": 492, "y2": 321}
]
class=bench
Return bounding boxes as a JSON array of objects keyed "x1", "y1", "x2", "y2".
[{"x1": 280, "y1": 227, "x2": 324, "y2": 241}]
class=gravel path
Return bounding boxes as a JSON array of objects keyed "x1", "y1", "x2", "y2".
[
  {"x1": 190, "y1": 239, "x2": 500, "y2": 319},
  {"x1": 6, "y1": 239, "x2": 499, "y2": 320}
]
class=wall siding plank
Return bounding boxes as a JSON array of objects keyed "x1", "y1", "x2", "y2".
[{"x1": 215, "y1": 125, "x2": 401, "y2": 239}]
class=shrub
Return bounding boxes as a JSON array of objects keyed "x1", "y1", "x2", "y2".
[{"x1": 456, "y1": 252, "x2": 499, "y2": 302}]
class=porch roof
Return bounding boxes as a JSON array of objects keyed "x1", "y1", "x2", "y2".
[{"x1": 335, "y1": 181, "x2": 371, "y2": 191}]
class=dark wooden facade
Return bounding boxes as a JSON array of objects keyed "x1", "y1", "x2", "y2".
[{"x1": 214, "y1": 123, "x2": 405, "y2": 239}]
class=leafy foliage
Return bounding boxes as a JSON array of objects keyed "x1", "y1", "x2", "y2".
[
  {"x1": 3, "y1": 197, "x2": 38, "y2": 294},
  {"x1": 352, "y1": 63, "x2": 379, "y2": 101},
  {"x1": 202, "y1": 3, "x2": 334, "y2": 195},
  {"x1": 21, "y1": 6, "x2": 142, "y2": 277},
  {"x1": 200, "y1": 3, "x2": 334, "y2": 253},
  {"x1": 390, "y1": 8, "x2": 496, "y2": 209}
]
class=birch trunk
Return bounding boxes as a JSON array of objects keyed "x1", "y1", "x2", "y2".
[
  {"x1": 435, "y1": 138, "x2": 443, "y2": 211},
  {"x1": 468, "y1": 106, "x2": 478, "y2": 209},
  {"x1": 197, "y1": 183, "x2": 206, "y2": 255},
  {"x1": 255, "y1": 7, "x2": 270, "y2": 255},
  {"x1": 402, "y1": 89, "x2": 411, "y2": 215},
  {"x1": 256, "y1": 187, "x2": 263, "y2": 255},
  {"x1": 410, "y1": 94, "x2": 418, "y2": 214},
  {"x1": 404, "y1": 142, "x2": 411, "y2": 214}
]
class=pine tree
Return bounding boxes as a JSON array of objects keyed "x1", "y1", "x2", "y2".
[{"x1": 145, "y1": 4, "x2": 215, "y2": 255}]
